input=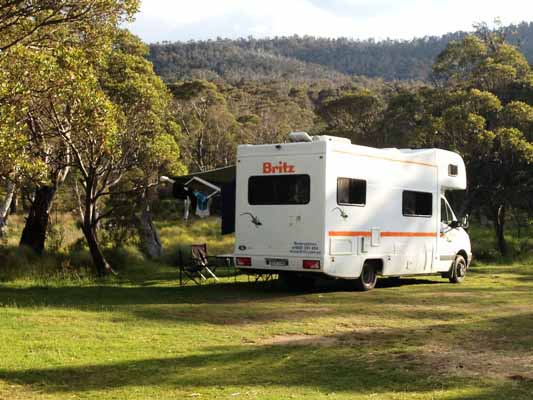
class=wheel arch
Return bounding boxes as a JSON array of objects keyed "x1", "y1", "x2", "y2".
[
  {"x1": 457, "y1": 249, "x2": 469, "y2": 265},
  {"x1": 363, "y1": 258, "x2": 384, "y2": 275}
]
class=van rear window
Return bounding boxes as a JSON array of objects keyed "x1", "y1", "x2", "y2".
[{"x1": 248, "y1": 175, "x2": 310, "y2": 205}]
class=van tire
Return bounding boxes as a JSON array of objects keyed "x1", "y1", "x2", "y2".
[
  {"x1": 449, "y1": 255, "x2": 467, "y2": 284},
  {"x1": 355, "y1": 262, "x2": 378, "y2": 291}
]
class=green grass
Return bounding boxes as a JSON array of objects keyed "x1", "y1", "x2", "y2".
[
  {"x1": 1, "y1": 214, "x2": 532, "y2": 398},
  {"x1": 0, "y1": 264, "x2": 533, "y2": 399}
]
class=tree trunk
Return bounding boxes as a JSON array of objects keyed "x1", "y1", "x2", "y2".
[
  {"x1": 79, "y1": 176, "x2": 114, "y2": 277},
  {"x1": 82, "y1": 222, "x2": 111, "y2": 277},
  {"x1": 19, "y1": 186, "x2": 56, "y2": 254},
  {"x1": 0, "y1": 181, "x2": 16, "y2": 238},
  {"x1": 495, "y1": 204, "x2": 507, "y2": 256},
  {"x1": 137, "y1": 187, "x2": 163, "y2": 259},
  {"x1": 10, "y1": 191, "x2": 17, "y2": 214}
]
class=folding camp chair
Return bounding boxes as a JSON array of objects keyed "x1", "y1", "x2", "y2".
[{"x1": 180, "y1": 244, "x2": 219, "y2": 285}]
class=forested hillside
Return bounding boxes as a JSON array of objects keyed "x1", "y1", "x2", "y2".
[
  {"x1": 149, "y1": 22, "x2": 533, "y2": 82},
  {"x1": 149, "y1": 39, "x2": 352, "y2": 83}
]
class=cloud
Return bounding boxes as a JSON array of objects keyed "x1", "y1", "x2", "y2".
[{"x1": 127, "y1": 0, "x2": 533, "y2": 43}]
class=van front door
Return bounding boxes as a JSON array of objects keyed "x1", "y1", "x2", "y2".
[{"x1": 438, "y1": 196, "x2": 458, "y2": 271}]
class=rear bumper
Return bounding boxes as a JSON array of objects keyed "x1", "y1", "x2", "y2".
[{"x1": 234, "y1": 255, "x2": 324, "y2": 273}]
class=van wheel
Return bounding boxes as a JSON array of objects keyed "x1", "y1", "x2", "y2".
[
  {"x1": 449, "y1": 255, "x2": 467, "y2": 284},
  {"x1": 355, "y1": 262, "x2": 378, "y2": 291}
]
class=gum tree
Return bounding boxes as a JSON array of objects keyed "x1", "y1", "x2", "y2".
[
  {"x1": 414, "y1": 31, "x2": 533, "y2": 254},
  {"x1": 98, "y1": 30, "x2": 184, "y2": 259},
  {"x1": 0, "y1": 0, "x2": 138, "y2": 52},
  {"x1": 0, "y1": 0, "x2": 138, "y2": 252}
]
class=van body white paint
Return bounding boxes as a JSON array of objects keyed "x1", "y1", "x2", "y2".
[{"x1": 233, "y1": 134, "x2": 472, "y2": 281}]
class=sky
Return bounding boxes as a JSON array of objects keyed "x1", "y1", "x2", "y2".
[{"x1": 127, "y1": 0, "x2": 533, "y2": 43}]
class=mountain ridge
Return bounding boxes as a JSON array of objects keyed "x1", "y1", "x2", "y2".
[{"x1": 148, "y1": 21, "x2": 533, "y2": 83}]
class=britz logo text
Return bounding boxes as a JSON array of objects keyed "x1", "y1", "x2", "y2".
[{"x1": 262, "y1": 162, "x2": 295, "y2": 174}]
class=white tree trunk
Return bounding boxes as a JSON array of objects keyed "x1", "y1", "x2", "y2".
[
  {"x1": 138, "y1": 186, "x2": 163, "y2": 259},
  {"x1": 0, "y1": 181, "x2": 16, "y2": 237}
]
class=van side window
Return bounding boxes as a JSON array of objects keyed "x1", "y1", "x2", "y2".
[
  {"x1": 403, "y1": 191, "x2": 432, "y2": 217},
  {"x1": 337, "y1": 178, "x2": 366, "y2": 206}
]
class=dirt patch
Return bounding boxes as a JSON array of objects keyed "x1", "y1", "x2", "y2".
[
  {"x1": 259, "y1": 334, "x2": 339, "y2": 347},
  {"x1": 433, "y1": 292, "x2": 477, "y2": 298},
  {"x1": 407, "y1": 342, "x2": 533, "y2": 380},
  {"x1": 257, "y1": 325, "x2": 392, "y2": 347}
]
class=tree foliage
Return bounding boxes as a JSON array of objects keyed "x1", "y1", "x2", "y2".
[{"x1": 0, "y1": 0, "x2": 139, "y2": 52}]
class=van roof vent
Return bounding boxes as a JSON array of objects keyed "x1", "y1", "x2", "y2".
[
  {"x1": 312, "y1": 135, "x2": 351, "y2": 145},
  {"x1": 288, "y1": 131, "x2": 313, "y2": 142}
]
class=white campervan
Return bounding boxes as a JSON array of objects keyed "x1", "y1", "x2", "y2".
[{"x1": 233, "y1": 133, "x2": 472, "y2": 290}]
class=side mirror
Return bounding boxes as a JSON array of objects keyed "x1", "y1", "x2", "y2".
[{"x1": 450, "y1": 220, "x2": 460, "y2": 229}]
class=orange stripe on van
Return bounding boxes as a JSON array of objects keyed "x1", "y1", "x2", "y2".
[
  {"x1": 333, "y1": 150, "x2": 437, "y2": 168},
  {"x1": 381, "y1": 232, "x2": 437, "y2": 238},
  {"x1": 328, "y1": 231, "x2": 371, "y2": 237},
  {"x1": 329, "y1": 231, "x2": 437, "y2": 238}
]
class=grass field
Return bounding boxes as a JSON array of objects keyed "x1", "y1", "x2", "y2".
[
  {"x1": 1, "y1": 215, "x2": 532, "y2": 399},
  {"x1": 0, "y1": 263, "x2": 532, "y2": 399}
]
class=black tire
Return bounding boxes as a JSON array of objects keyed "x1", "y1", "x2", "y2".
[
  {"x1": 449, "y1": 255, "x2": 467, "y2": 284},
  {"x1": 355, "y1": 262, "x2": 378, "y2": 291}
]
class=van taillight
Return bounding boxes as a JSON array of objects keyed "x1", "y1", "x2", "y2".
[
  {"x1": 303, "y1": 260, "x2": 320, "y2": 270},
  {"x1": 236, "y1": 257, "x2": 252, "y2": 266}
]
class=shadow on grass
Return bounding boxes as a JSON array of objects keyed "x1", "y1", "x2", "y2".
[
  {"x1": 0, "y1": 275, "x2": 482, "y2": 329},
  {"x1": 0, "y1": 277, "x2": 522, "y2": 333},
  {"x1": 0, "y1": 274, "x2": 451, "y2": 310},
  {"x1": 0, "y1": 335, "x2": 531, "y2": 399},
  {"x1": 1, "y1": 269, "x2": 532, "y2": 329}
]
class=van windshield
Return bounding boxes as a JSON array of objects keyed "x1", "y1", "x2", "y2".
[{"x1": 248, "y1": 175, "x2": 310, "y2": 205}]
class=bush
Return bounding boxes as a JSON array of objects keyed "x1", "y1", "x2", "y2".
[
  {"x1": 104, "y1": 245, "x2": 145, "y2": 271},
  {"x1": 0, "y1": 245, "x2": 90, "y2": 282},
  {"x1": 469, "y1": 222, "x2": 533, "y2": 265}
]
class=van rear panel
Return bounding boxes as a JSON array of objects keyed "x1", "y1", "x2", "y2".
[{"x1": 234, "y1": 143, "x2": 326, "y2": 272}]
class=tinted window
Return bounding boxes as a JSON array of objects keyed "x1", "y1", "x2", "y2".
[
  {"x1": 441, "y1": 198, "x2": 455, "y2": 225},
  {"x1": 248, "y1": 175, "x2": 310, "y2": 205},
  {"x1": 337, "y1": 178, "x2": 366, "y2": 206},
  {"x1": 403, "y1": 191, "x2": 432, "y2": 217},
  {"x1": 441, "y1": 199, "x2": 450, "y2": 224},
  {"x1": 448, "y1": 164, "x2": 458, "y2": 176}
]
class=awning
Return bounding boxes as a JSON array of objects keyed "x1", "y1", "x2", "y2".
[
  {"x1": 164, "y1": 166, "x2": 237, "y2": 235},
  {"x1": 171, "y1": 166, "x2": 236, "y2": 186}
]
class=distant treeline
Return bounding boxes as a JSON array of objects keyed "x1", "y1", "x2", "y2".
[{"x1": 148, "y1": 22, "x2": 533, "y2": 83}]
